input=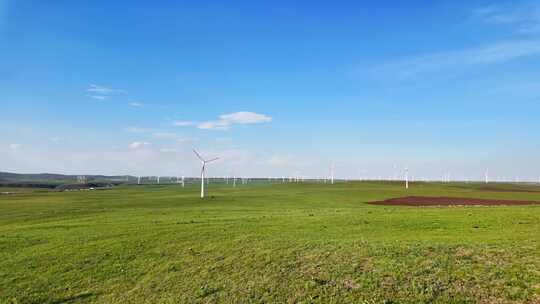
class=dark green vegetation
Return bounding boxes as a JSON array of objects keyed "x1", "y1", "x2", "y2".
[
  {"x1": 0, "y1": 171, "x2": 131, "y2": 190},
  {"x1": 1, "y1": 182, "x2": 539, "y2": 303}
]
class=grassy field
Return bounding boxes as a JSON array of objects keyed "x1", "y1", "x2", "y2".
[{"x1": 1, "y1": 182, "x2": 539, "y2": 303}]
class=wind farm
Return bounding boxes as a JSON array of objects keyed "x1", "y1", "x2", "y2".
[
  {"x1": 2, "y1": 172, "x2": 540, "y2": 303},
  {"x1": 3, "y1": 1, "x2": 540, "y2": 303}
]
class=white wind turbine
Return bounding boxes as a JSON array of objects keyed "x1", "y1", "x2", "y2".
[
  {"x1": 193, "y1": 149, "x2": 219, "y2": 198},
  {"x1": 330, "y1": 162, "x2": 335, "y2": 185},
  {"x1": 405, "y1": 167, "x2": 409, "y2": 189}
]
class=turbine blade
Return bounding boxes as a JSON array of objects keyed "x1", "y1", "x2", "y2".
[
  {"x1": 193, "y1": 149, "x2": 204, "y2": 161},
  {"x1": 205, "y1": 157, "x2": 219, "y2": 163}
]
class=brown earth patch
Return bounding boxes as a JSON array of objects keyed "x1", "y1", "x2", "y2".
[{"x1": 368, "y1": 196, "x2": 540, "y2": 206}]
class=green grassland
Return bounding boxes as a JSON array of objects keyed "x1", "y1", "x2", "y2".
[{"x1": 1, "y1": 182, "x2": 539, "y2": 303}]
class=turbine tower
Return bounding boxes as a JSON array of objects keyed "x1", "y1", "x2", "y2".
[
  {"x1": 330, "y1": 162, "x2": 335, "y2": 185},
  {"x1": 405, "y1": 167, "x2": 409, "y2": 189},
  {"x1": 193, "y1": 149, "x2": 219, "y2": 198},
  {"x1": 485, "y1": 169, "x2": 489, "y2": 184}
]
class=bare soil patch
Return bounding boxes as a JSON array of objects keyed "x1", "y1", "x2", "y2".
[{"x1": 369, "y1": 196, "x2": 540, "y2": 206}]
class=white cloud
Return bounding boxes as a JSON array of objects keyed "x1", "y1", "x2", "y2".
[
  {"x1": 129, "y1": 102, "x2": 143, "y2": 107},
  {"x1": 173, "y1": 112, "x2": 272, "y2": 131},
  {"x1": 128, "y1": 142, "x2": 150, "y2": 149},
  {"x1": 195, "y1": 111, "x2": 272, "y2": 131},
  {"x1": 368, "y1": 3, "x2": 540, "y2": 83},
  {"x1": 473, "y1": 5, "x2": 520, "y2": 24},
  {"x1": 173, "y1": 121, "x2": 195, "y2": 127},
  {"x1": 372, "y1": 40, "x2": 540, "y2": 81},
  {"x1": 86, "y1": 84, "x2": 126, "y2": 95},
  {"x1": 219, "y1": 111, "x2": 272, "y2": 124},
  {"x1": 197, "y1": 120, "x2": 230, "y2": 130},
  {"x1": 87, "y1": 95, "x2": 107, "y2": 101},
  {"x1": 473, "y1": 40, "x2": 540, "y2": 62},
  {"x1": 472, "y1": 3, "x2": 540, "y2": 33},
  {"x1": 86, "y1": 84, "x2": 126, "y2": 101},
  {"x1": 8, "y1": 143, "x2": 21, "y2": 151}
]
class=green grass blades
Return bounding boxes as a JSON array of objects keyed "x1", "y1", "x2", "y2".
[{"x1": 1, "y1": 182, "x2": 539, "y2": 303}]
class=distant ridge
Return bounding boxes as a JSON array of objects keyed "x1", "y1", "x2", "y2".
[{"x1": 0, "y1": 171, "x2": 133, "y2": 183}]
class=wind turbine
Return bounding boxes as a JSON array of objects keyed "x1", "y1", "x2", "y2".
[
  {"x1": 405, "y1": 167, "x2": 409, "y2": 189},
  {"x1": 485, "y1": 169, "x2": 489, "y2": 184},
  {"x1": 330, "y1": 163, "x2": 335, "y2": 185},
  {"x1": 193, "y1": 149, "x2": 219, "y2": 198}
]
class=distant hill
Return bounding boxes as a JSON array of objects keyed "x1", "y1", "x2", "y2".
[
  {"x1": 0, "y1": 171, "x2": 134, "y2": 189},
  {"x1": 0, "y1": 171, "x2": 132, "y2": 183}
]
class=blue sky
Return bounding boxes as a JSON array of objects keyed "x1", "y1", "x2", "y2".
[{"x1": 1, "y1": 0, "x2": 540, "y2": 181}]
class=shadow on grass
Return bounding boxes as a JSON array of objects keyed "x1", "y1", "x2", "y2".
[{"x1": 50, "y1": 291, "x2": 96, "y2": 304}]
